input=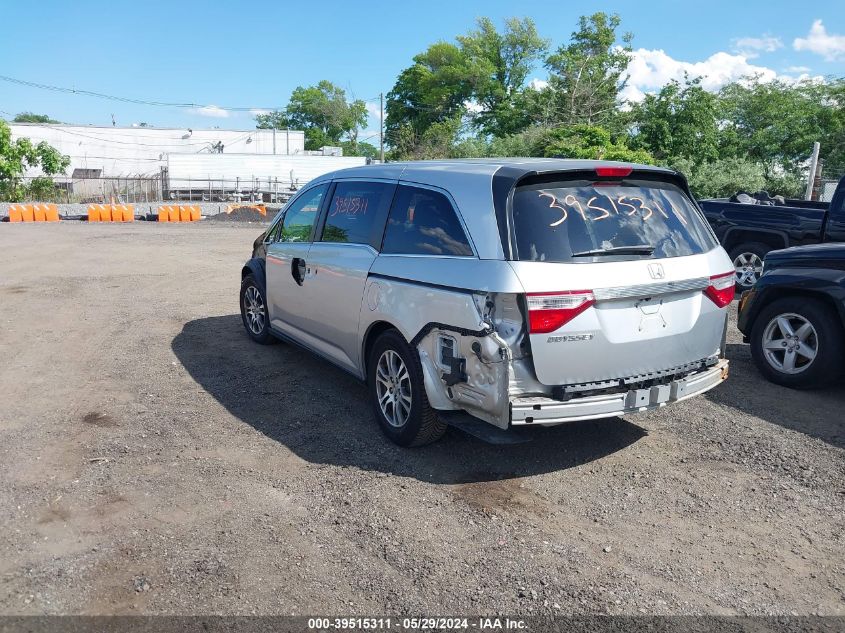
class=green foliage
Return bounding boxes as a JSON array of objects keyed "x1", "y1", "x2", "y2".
[
  {"x1": 544, "y1": 13, "x2": 632, "y2": 127},
  {"x1": 672, "y1": 157, "x2": 766, "y2": 199},
  {"x1": 542, "y1": 125, "x2": 654, "y2": 163},
  {"x1": 13, "y1": 112, "x2": 60, "y2": 124},
  {"x1": 256, "y1": 81, "x2": 367, "y2": 151},
  {"x1": 0, "y1": 120, "x2": 70, "y2": 202},
  {"x1": 762, "y1": 170, "x2": 805, "y2": 198},
  {"x1": 339, "y1": 140, "x2": 379, "y2": 159},
  {"x1": 387, "y1": 116, "x2": 465, "y2": 161},
  {"x1": 385, "y1": 42, "x2": 476, "y2": 151},
  {"x1": 717, "y1": 79, "x2": 835, "y2": 168},
  {"x1": 457, "y1": 17, "x2": 549, "y2": 137},
  {"x1": 629, "y1": 77, "x2": 720, "y2": 164}
]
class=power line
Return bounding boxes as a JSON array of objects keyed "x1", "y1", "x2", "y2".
[
  {"x1": 21, "y1": 124, "x2": 253, "y2": 149},
  {"x1": 0, "y1": 74, "x2": 286, "y2": 112}
]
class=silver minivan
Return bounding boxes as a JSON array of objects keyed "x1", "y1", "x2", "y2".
[{"x1": 240, "y1": 159, "x2": 734, "y2": 446}]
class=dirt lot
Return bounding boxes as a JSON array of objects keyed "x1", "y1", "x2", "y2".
[{"x1": 0, "y1": 222, "x2": 843, "y2": 616}]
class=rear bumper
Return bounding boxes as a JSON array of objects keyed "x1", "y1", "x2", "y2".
[{"x1": 510, "y1": 359, "x2": 729, "y2": 426}]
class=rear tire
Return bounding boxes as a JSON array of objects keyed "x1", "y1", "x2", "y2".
[
  {"x1": 729, "y1": 242, "x2": 771, "y2": 289},
  {"x1": 367, "y1": 330, "x2": 446, "y2": 447},
  {"x1": 240, "y1": 274, "x2": 275, "y2": 345},
  {"x1": 749, "y1": 297, "x2": 844, "y2": 389}
]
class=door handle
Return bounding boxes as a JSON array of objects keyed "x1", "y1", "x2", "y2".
[{"x1": 291, "y1": 257, "x2": 307, "y2": 286}]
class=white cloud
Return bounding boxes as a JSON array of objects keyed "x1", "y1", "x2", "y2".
[
  {"x1": 194, "y1": 105, "x2": 229, "y2": 118},
  {"x1": 250, "y1": 108, "x2": 272, "y2": 116},
  {"x1": 621, "y1": 48, "x2": 789, "y2": 102},
  {"x1": 793, "y1": 19, "x2": 845, "y2": 61},
  {"x1": 784, "y1": 65, "x2": 812, "y2": 73},
  {"x1": 529, "y1": 78, "x2": 549, "y2": 90},
  {"x1": 365, "y1": 101, "x2": 382, "y2": 120},
  {"x1": 732, "y1": 35, "x2": 783, "y2": 57}
]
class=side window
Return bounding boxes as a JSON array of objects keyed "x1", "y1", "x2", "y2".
[
  {"x1": 381, "y1": 185, "x2": 473, "y2": 256},
  {"x1": 280, "y1": 184, "x2": 328, "y2": 243},
  {"x1": 321, "y1": 181, "x2": 395, "y2": 245}
]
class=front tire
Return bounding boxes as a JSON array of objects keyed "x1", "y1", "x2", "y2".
[
  {"x1": 750, "y1": 297, "x2": 844, "y2": 389},
  {"x1": 240, "y1": 274, "x2": 275, "y2": 345},
  {"x1": 367, "y1": 330, "x2": 446, "y2": 447}
]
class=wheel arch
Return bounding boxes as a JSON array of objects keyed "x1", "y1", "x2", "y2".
[
  {"x1": 361, "y1": 320, "x2": 404, "y2": 377},
  {"x1": 723, "y1": 229, "x2": 788, "y2": 253},
  {"x1": 241, "y1": 258, "x2": 266, "y2": 285},
  {"x1": 749, "y1": 288, "x2": 845, "y2": 335}
]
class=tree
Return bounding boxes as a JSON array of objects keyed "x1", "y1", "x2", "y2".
[
  {"x1": 544, "y1": 13, "x2": 632, "y2": 127},
  {"x1": 629, "y1": 77, "x2": 720, "y2": 164},
  {"x1": 385, "y1": 42, "x2": 476, "y2": 157},
  {"x1": 387, "y1": 115, "x2": 464, "y2": 161},
  {"x1": 13, "y1": 112, "x2": 60, "y2": 124},
  {"x1": 717, "y1": 78, "x2": 833, "y2": 168},
  {"x1": 0, "y1": 120, "x2": 70, "y2": 202},
  {"x1": 256, "y1": 81, "x2": 367, "y2": 151},
  {"x1": 457, "y1": 17, "x2": 548, "y2": 137},
  {"x1": 339, "y1": 140, "x2": 379, "y2": 159},
  {"x1": 542, "y1": 125, "x2": 654, "y2": 163},
  {"x1": 672, "y1": 157, "x2": 765, "y2": 199}
]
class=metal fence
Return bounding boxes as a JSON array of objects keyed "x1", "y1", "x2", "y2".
[
  {"x1": 816, "y1": 161, "x2": 843, "y2": 202},
  {"x1": 8, "y1": 174, "x2": 164, "y2": 204},
  {"x1": 8, "y1": 173, "x2": 300, "y2": 204}
]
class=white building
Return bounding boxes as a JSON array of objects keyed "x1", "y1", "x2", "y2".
[{"x1": 9, "y1": 123, "x2": 306, "y2": 177}]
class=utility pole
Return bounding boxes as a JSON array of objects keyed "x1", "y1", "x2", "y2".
[
  {"x1": 379, "y1": 92, "x2": 384, "y2": 163},
  {"x1": 805, "y1": 142, "x2": 820, "y2": 201}
]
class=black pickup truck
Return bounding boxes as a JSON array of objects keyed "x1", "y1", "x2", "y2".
[{"x1": 700, "y1": 175, "x2": 845, "y2": 288}]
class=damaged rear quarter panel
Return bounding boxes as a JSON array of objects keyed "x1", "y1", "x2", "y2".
[{"x1": 359, "y1": 256, "x2": 527, "y2": 426}]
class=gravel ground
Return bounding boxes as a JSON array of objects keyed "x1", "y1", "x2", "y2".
[{"x1": 0, "y1": 223, "x2": 842, "y2": 616}]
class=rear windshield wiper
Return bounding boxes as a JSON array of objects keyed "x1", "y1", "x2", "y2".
[{"x1": 571, "y1": 245, "x2": 655, "y2": 257}]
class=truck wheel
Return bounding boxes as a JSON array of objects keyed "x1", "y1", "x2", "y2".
[
  {"x1": 368, "y1": 330, "x2": 446, "y2": 447},
  {"x1": 240, "y1": 274, "x2": 276, "y2": 345},
  {"x1": 729, "y1": 243, "x2": 770, "y2": 289},
  {"x1": 750, "y1": 297, "x2": 844, "y2": 389}
]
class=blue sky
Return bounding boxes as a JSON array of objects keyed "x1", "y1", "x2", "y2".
[{"x1": 2, "y1": 0, "x2": 844, "y2": 141}]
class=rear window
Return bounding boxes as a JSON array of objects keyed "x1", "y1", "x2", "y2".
[
  {"x1": 511, "y1": 178, "x2": 716, "y2": 262},
  {"x1": 381, "y1": 185, "x2": 473, "y2": 256}
]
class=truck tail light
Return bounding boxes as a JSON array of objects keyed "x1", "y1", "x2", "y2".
[
  {"x1": 526, "y1": 291, "x2": 595, "y2": 333},
  {"x1": 704, "y1": 272, "x2": 736, "y2": 308}
]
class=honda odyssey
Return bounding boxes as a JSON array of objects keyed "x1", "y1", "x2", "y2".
[{"x1": 240, "y1": 159, "x2": 733, "y2": 446}]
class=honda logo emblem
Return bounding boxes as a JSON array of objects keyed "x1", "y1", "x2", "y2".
[{"x1": 648, "y1": 263, "x2": 665, "y2": 280}]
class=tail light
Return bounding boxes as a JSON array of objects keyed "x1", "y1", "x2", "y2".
[
  {"x1": 526, "y1": 291, "x2": 595, "y2": 333},
  {"x1": 595, "y1": 166, "x2": 633, "y2": 178},
  {"x1": 704, "y1": 272, "x2": 735, "y2": 308}
]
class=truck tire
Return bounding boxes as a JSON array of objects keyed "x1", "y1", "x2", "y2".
[
  {"x1": 729, "y1": 242, "x2": 771, "y2": 289},
  {"x1": 240, "y1": 274, "x2": 276, "y2": 345},
  {"x1": 750, "y1": 297, "x2": 844, "y2": 389},
  {"x1": 367, "y1": 330, "x2": 446, "y2": 447}
]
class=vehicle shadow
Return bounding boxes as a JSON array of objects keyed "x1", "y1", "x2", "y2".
[
  {"x1": 171, "y1": 315, "x2": 647, "y2": 484},
  {"x1": 705, "y1": 342, "x2": 845, "y2": 449}
]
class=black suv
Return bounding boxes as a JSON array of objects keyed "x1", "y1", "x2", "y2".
[{"x1": 737, "y1": 243, "x2": 845, "y2": 388}]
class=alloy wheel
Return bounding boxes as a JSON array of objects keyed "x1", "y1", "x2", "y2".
[
  {"x1": 733, "y1": 252, "x2": 764, "y2": 287},
  {"x1": 244, "y1": 285, "x2": 266, "y2": 335},
  {"x1": 761, "y1": 313, "x2": 818, "y2": 375},
  {"x1": 375, "y1": 349, "x2": 412, "y2": 428}
]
